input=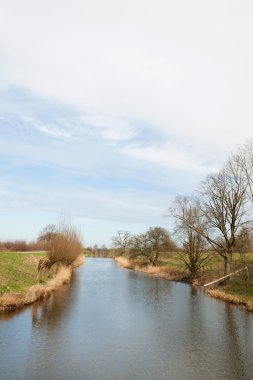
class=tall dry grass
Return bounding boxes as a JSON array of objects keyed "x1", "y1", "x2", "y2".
[
  {"x1": 72, "y1": 253, "x2": 85, "y2": 268},
  {"x1": 0, "y1": 265, "x2": 72, "y2": 310},
  {"x1": 206, "y1": 288, "x2": 253, "y2": 312},
  {"x1": 115, "y1": 256, "x2": 185, "y2": 281}
]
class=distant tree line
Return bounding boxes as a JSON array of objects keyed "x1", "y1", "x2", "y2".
[
  {"x1": 112, "y1": 227, "x2": 177, "y2": 266},
  {"x1": 85, "y1": 245, "x2": 111, "y2": 257},
  {"x1": 0, "y1": 240, "x2": 45, "y2": 252}
]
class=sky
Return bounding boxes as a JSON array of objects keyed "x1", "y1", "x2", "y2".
[{"x1": 0, "y1": 0, "x2": 253, "y2": 246}]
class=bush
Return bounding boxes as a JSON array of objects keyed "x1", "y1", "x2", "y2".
[{"x1": 44, "y1": 219, "x2": 84, "y2": 265}]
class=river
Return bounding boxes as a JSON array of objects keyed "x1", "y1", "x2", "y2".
[{"x1": 0, "y1": 258, "x2": 253, "y2": 380}]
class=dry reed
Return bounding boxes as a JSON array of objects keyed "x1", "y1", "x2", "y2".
[
  {"x1": 115, "y1": 256, "x2": 185, "y2": 281},
  {"x1": 72, "y1": 254, "x2": 85, "y2": 268},
  {"x1": 206, "y1": 288, "x2": 253, "y2": 312}
]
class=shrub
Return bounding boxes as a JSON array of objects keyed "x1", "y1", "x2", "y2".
[{"x1": 44, "y1": 218, "x2": 84, "y2": 265}]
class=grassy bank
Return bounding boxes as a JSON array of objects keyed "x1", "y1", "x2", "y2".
[
  {"x1": 116, "y1": 253, "x2": 253, "y2": 312},
  {"x1": 0, "y1": 251, "x2": 44, "y2": 294},
  {"x1": 0, "y1": 251, "x2": 85, "y2": 310}
]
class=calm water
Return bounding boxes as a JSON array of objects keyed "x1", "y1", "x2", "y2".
[{"x1": 0, "y1": 258, "x2": 253, "y2": 380}]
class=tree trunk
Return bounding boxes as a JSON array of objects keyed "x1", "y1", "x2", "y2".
[
  {"x1": 223, "y1": 253, "x2": 233, "y2": 285},
  {"x1": 151, "y1": 251, "x2": 159, "y2": 266},
  {"x1": 190, "y1": 269, "x2": 197, "y2": 279},
  {"x1": 224, "y1": 252, "x2": 233, "y2": 275}
]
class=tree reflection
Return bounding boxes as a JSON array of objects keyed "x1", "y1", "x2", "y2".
[{"x1": 31, "y1": 271, "x2": 79, "y2": 331}]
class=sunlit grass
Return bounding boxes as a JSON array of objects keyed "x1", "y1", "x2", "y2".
[{"x1": 0, "y1": 251, "x2": 44, "y2": 294}]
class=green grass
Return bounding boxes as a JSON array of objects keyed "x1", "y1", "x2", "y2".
[
  {"x1": 0, "y1": 251, "x2": 44, "y2": 294},
  {"x1": 158, "y1": 251, "x2": 253, "y2": 303},
  {"x1": 221, "y1": 277, "x2": 253, "y2": 303}
]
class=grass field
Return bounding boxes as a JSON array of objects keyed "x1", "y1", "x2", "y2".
[{"x1": 0, "y1": 251, "x2": 45, "y2": 294}]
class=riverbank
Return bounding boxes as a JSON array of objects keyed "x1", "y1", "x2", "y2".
[
  {"x1": 0, "y1": 252, "x2": 85, "y2": 310},
  {"x1": 115, "y1": 256, "x2": 186, "y2": 281},
  {"x1": 115, "y1": 256, "x2": 253, "y2": 312}
]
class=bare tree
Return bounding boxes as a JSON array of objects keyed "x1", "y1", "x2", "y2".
[
  {"x1": 202, "y1": 160, "x2": 249, "y2": 274},
  {"x1": 168, "y1": 160, "x2": 249, "y2": 275},
  {"x1": 129, "y1": 227, "x2": 176, "y2": 266},
  {"x1": 112, "y1": 230, "x2": 132, "y2": 255},
  {"x1": 169, "y1": 197, "x2": 212, "y2": 278},
  {"x1": 38, "y1": 224, "x2": 58, "y2": 243},
  {"x1": 145, "y1": 227, "x2": 176, "y2": 266},
  {"x1": 231, "y1": 139, "x2": 253, "y2": 203},
  {"x1": 235, "y1": 226, "x2": 253, "y2": 254},
  {"x1": 129, "y1": 233, "x2": 153, "y2": 262}
]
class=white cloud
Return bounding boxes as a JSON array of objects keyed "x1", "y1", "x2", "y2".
[
  {"x1": 122, "y1": 142, "x2": 219, "y2": 173},
  {"x1": 79, "y1": 114, "x2": 136, "y2": 142},
  {"x1": 28, "y1": 120, "x2": 79, "y2": 141}
]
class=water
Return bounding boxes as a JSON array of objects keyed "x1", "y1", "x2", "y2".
[{"x1": 0, "y1": 258, "x2": 253, "y2": 380}]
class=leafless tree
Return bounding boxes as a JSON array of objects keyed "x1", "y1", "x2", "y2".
[
  {"x1": 235, "y1": 226, "x2": 253, "y2": 254},
  {"x1": 145, "y1": 227, "x2": 176, "y2": 266},
  {"x1": 201, "y1": 161, "x2": 249, "y2": 274},
  {"x1": 168, "y1": 159, "x2": 250, "y2": 275},
  {"x1": 38, "y1": 224, "x2": 58, "y2": 243},
  {"x1": 129, "y1": 227, "x2": 176, "y2": 266},
  {"x1": 111, "y1": 230, "x2": 132, "y2": 255},
  {"x1": 231, "y1": 139, "x2": 253, "y2": 203},
  {"x1": 129, "y1": 233, "x2": 152, "y2": 262},
  {"x1": 169, "y1": 197, "x2": 212, "y2": 278}
]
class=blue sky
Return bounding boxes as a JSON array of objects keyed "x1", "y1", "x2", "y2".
[{"x1": 0, "y1": 0, "x2": 253, "y2": 246}]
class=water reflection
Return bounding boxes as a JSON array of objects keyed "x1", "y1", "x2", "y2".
[
  {"x1": 0, "y1": 259, "x2": 253, "y2": 380},
  {"x1": 31, "y1": 271, "x2": 79, "y2": 330}
]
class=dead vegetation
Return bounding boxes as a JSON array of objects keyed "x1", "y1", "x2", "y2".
[
  {"x1": 115, "y1": 256, "x2": 186, "y2": 281},
  {"x1": 206, "y1": 289, "x2": 253, "y2": 312}
]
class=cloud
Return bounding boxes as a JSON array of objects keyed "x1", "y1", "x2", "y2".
[
  {"x1": 122, "y1": 142, "x2": 219, "y2": 173},
  {"x1": 27, "y1": 119, "x2": 79, "y2": 141},
  {"x1": 0, "y1": 0, "x2": 252, "y2": 151},
  {"x1": 79, "y1": 114, "x2": 137, "y2": 142}
]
